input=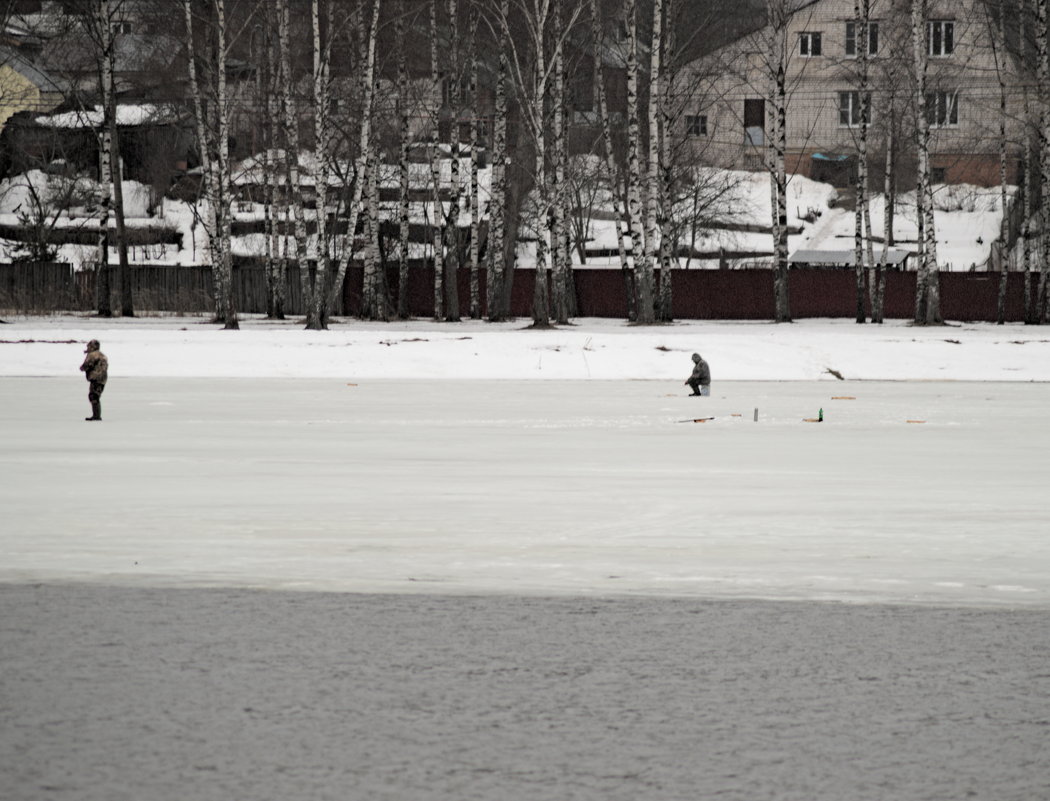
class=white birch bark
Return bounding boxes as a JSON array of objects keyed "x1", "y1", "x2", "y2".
[
  {"x1": 311, "y1": 0, "x2": 333, "y2": 325},
  {"x1": 644, "y1": 0, "x2": 663, "y2": 322},
  {"x1": 1020, "y1": 0, "x2": 1035, "y2": 323},
  {"x1": 325, "y1": 0, "x2": 381, "y2": 316},
  {"x1": 552, "y1": 0, "x2": 569, "y2": 324},
  {"x1": 429, "y1": 0, "x2": 444, "y2": 320},
  {"x1": 486, "y1": 0, "x2": 509, "y2": 321},
  {"x1": 530, "y1": 0, "x2": 550, "y2": 327},
  {"x1": 768, "y1": 0, "x2": 791, "y2": 323},
  {"x1": 656, "y1": 0, "x2": 676, "y2": 322},
  {"x1": 214, "y1": 0, "x2": 236, "y2": 329},
  {"x1": 1038, "y1": 0, "x2": 1050, "y2": 322},
  {"x1": 182, "y1": 0, "x2": 217, "y2": 289},
  {"x1": 95, "y1": 0, "x2": 114, "y2": 317},
  {"x1": 853, "y1": 0, "x2": 870, "y2": 324},
  {"x1": 468, "y1": 10, "x2": 481, "y2": 319},
  {"x1": 995, "y1": 0, "x2": 1010, "y2": 324},
  {"x1": 912, "y1": 0, "x2": 941, "y2": 324},
  {"x1": 590, "y1": 0, "x2": 635, "y2": 320},
  {"x1": 397, "y1": 0, "x2": 411, "y2": 318},
  {"x1": 276, "y1": 0, "x2": 313, "y2": 326},
  {"x1": 444, "y1": 0, "x2": 461, "y2": 321},
  {"x1": 625, "y1": 0, "x2": 652, "y2": 323}
]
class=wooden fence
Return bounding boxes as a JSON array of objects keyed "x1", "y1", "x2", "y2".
[{"x1": 0, "y1": 260, "x2": 1042, "y2": 323}]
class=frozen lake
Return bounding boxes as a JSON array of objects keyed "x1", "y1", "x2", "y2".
[
  {"x1": 2, "y1": 375, "x2": 1049, "y2": 801},
  {"x1": 1, "y1": 377, "x2": 1048, "y2": 607}
]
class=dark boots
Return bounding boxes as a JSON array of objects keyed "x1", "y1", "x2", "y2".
[{"x1": 85, "y1": 400, "x2": 102, "y2": 421}]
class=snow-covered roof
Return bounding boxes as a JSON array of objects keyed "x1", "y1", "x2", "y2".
[
  {"x1": 789, "y1": 248, "x2": 911, "y2": 266},
  {"x1": 35, "y1": 103, "x2": 183, "y2": 129}
]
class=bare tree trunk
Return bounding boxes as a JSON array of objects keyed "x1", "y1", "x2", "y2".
[
  {"x1": 262, "y1": 16, "x2": 285, "y2": 320},
  {"x1": 852, "y1": 0, "x2": 871, "y2": 323},
  {"x1": 397, "y1": 0, "x2": 411, "y2": 319},
  {"x1": 215, "y1": 0, "x2": 237, "y2": 329},
  {"x1": 645, "y1": 0, "x2": 664, "y2": 323},
  {"x1": 444, "y1": 0, "x2": 462, "y2": 322},
  {"x1": 182, "y1": 0, "x2": 218, "y2": 314},
  {"x1": 1038, "y1": 0, "x2": 1050, "y2": 322},
  {"x1": 626, "y1": 0, "x2": 653, "y2": 323},
  {"x1": 768, "y1": 1, "x2": 791, "y2": 323},
  {"x1": 94, "y1": 3, "x2": 112, "y2": 318},
  {"x1": 656, "y1": 0, "x2": 676, "y2": 322},
  {"x1": 552, "y1": 0, "x2": 569, "y2": 324},
  {"x1": 590, "y1": 0, "x2": 635, "y2": 321},
  {"x1": 487, "y1": 0, "x2": 509, "y2": 321},
  {"x1": 325, "y1": 0, "x2": 381, "y2": 316},
  {"x1": 277, "y1": 0, "x2": 314, "y2": 327},
  {"x1": 871, "y1": 127, "x2": 894, "y2": 324},
  {"x1": 995, "y1": 0, "x2": 1011, "y2": 325},
  {"x1": 311, "y1": 0, "x2": 333, "y2": 326},
  {"x1": 429, "y1": 0, "x2": 444, "y2": 320},
  {"x1": 468, "y1": 9, "x2": 481, "y2": 320},
  {"x1": 912, "y1": 0, "x2": 941, "y2": 325},
  {"x1": 362, "y1": 145, "x2": 388, "y2": 319}
]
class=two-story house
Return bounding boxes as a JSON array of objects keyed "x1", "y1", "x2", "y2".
[{"x1": 680, "y1": 0, "x2": 1026, "y2": 188}]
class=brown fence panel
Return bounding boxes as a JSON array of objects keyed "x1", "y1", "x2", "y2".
[
  {"x1": 8, "y1": 262, "x2": 1045, "y2": 322},
  {"x1": 0, "y1": 262, "x2": 76, "y2": 313}
]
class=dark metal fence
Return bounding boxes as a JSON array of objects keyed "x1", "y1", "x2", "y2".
[{"x1": 0, "y1": 260, "x2": 1041, "y2": 323}]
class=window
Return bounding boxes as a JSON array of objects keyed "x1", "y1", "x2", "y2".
[
  {"x1": 845, "y1": 22, "x2": 879, "y2": 56},
  {"x1": 686, "y1": 114, "x2": 708, "y2": 136},
  {"x1": 930, "y1": 167, "x2": 947, "y2": 183},
  {"x1": 111, "y1": 21, "x2": 133, "y2": 34},
  {"x1": 838, "y1": 91, "x2": 870, "y2": 126},
  {"x1": 744, "y1": 98, "x2": 765, "y2": 146},
  {"x1": 926, "y1": 90, "x2": 959, "y2": 126},
  {"x1": 927, "y1": 20, "x2": 954, "y2": 56},
  {"x1": 799, "y1": 32, "x2": 822, "y2": 57}
]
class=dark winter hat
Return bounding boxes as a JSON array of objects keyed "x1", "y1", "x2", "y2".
[
  {"x1": 692, "y1": 352, "x2": 701, "y2": 361},
  {"x1": 85, "y1": 339, "x2": 100, "y2": 352}
]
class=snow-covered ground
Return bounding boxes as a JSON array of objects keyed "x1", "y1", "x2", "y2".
[
  {"x1": 1, "y1": 163, "x2": 1006, "y2": 271},
  {"x1": 1, "y1": 316, "x2": 1048, "y2": 607},
  {"x1": 2, "y1": 314, "x2": 1049, "y2": 381}
]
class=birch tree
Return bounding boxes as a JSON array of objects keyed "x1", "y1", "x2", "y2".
[
  {"x1": 767, "y1": 0, "x2": 791, "y2": 323},
  {"x1": 486, "y1": 0, "x2": 510, "y2": 321},
  {"x1": 468, "y1": 9, "x2": 482, "y2": 319},
  {"x1": 625, "y1": 0, "x2": 654, "y2": 323},
  {"x1": 1019, "y1": 0, "x2": 1036, "y2": 323},
  {"x1": 590, "y1": 0, "x2": 636, "y2": 321},
  {"x1": 500, "y1": 0, "x2": 582, "y2": 326},
  {"x1": 1037, "y1": 0, "x2": 1050, "y2": 322},
  {"x1": 852, "y1": 0, "x2": 872, "y2": 324},
  {"x1": 396, "y1": 0, "x2": 411, "y2": 318},
  {"x1": 551, "y1": 0, "x2": 570, "y2": 324},
  {"x1": 276, "y1": 0, "x2": 315, "y2": 327},
  {"x1": 429, "y1": 0, "x2": 444, "y2": 319},
  {"x1": 987, "y1": 0, "x2": 1017, "y2": 325},
  {"x1": 644, "y1": 0, "x2": 664, "y2": 325},
  {"x1": 911, "y1": 0, "x2": 942, "y2": 325},
  {"x1": 310, "y1": 0, "x2": 334, "y2": 326},
  {"x1": 325, "y1": 0, "x2": 381, "y2": 319},
  {"x1": 183, "y1": 0, "x2": 238, "y2": 329},
  {"x1": 656, "y1": 0, "x2": 677, "y2": 322}
]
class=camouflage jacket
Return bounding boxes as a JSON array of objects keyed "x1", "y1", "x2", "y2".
[{"x1": 80, "y1": 351, "x2": 108, "y2": 384}]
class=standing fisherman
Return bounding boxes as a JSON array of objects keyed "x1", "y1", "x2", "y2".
[{"x1": 79, "y1": 339, "x2": 108, "y2": 421}]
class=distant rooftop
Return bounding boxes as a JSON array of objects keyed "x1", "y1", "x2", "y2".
[{"x1": 789, "y1": 248, "x2": 911, "y2": 267}]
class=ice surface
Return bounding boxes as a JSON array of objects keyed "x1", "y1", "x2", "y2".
[{"x1": 2, "y1": 375, "x2": 1047, "y2": 607}]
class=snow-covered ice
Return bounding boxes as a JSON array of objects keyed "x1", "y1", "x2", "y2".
[
  {"x1": 3, "y1": 314, "x2": 1049, "y2": 801},
  {"x1": 2, "y1": 315, "x2": 1048, "y2": 607}
]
